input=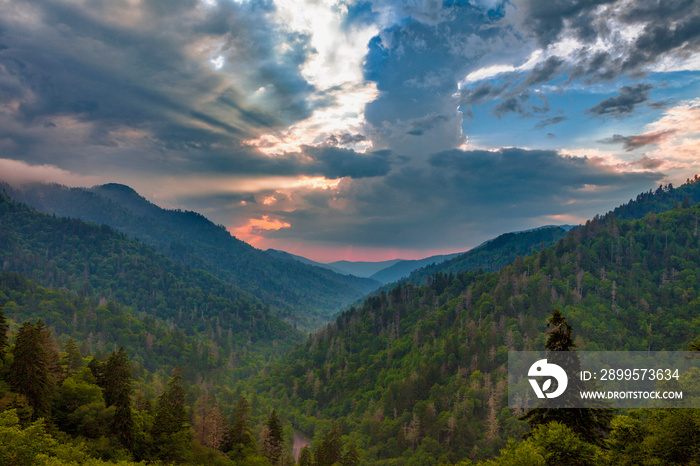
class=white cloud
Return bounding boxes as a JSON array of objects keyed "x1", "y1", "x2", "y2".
[{"x1": 0, "y1": 159, "x2": 102, "y2": 187}]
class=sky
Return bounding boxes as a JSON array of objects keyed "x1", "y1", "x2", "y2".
[{"x1": 0, "y1": 0, "x2": 699, "y2": 262}]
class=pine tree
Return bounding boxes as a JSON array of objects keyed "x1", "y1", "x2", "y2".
[
  {"x1": 298, "y1": 446, "x2": 314, "y2": 466},
  {"x1": 341, "y1": 443, "x2": 360, "y2": 466},
  {"x1": 315, "y1": 423, "x2": 342, "y2": 466},
  {"x1": 261, "y1": 409, "x2": 284, "y2": 465},
  {"x1": 0, "y1": 305, "x2": 8, "y2": 363},
  {"x1": 9, "y1": 321, "x2": 52, "y2": 419},
  {"x1": 62, "y1": 338, "x2": 82, "y2": 376},
  {"x1": 104, "y1": 347, "x2": 134, "y2": 451},
  {"x1": 520, "y1": 310, "x2": 613, "y2": 445},
  {"x1": 222, "y1": 395, "x2": 253, "y2": 456},
  {"x1": 35, "y1": 320, "x2": 62, "y2": 383},
  {"x1": 152, "y1": 367, "x2": 192, "y2": 463}
]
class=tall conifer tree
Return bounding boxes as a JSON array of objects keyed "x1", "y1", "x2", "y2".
[
  {"x1": 521, "y1": 310, "x2": 612, "y2": 445},
  {"x1": 0, "y1": 305, "x2": 8, "y2": 363},
  {"x1": 104, "y1": 347, "x2": 134, "y2": 450},
  {"x1": 9, "y1": 321, "x2": 52, "y2": 419},
  {"x1": 153, "y1": 367, "x2": 192, "y2": 463},
  {"x1": 262, "y1": 409, "x2": 284, "y2": 465}
]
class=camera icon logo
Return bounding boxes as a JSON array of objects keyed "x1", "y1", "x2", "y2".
[{"x1": 528, "y1": 358, "x2": 568, "y2": 399}]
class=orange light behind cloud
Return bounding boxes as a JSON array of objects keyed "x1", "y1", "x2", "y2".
[{"x1": 232, "y1": 215, "x2": 291, "y2": 246}]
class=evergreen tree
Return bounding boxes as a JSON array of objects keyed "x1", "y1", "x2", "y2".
[
  {"x1": 261, "y1": 409, "x2": 284, "y2": 465},
  {"x1": 298, "y1": 446, "x2": 314, "y2": 466},
  {"x1": 222, "y1": 395, "x2": 253, "y2": 456},
  {"x1": 104, "y1": 347, "x2": 134, "y2": 451},
  {"x1": 152, "y1": 367, "x2": 192, "y2": 463},
  {"x1": 0, "y1": 304, "x2": 8, "y2": 363},
  {"x1": 35, "y1": 319, "x2": 63, "y2": 383},
  {"x1": 341, "y1": 443, "x2": 360, "y2": 466},
  {"x1": 315, "y1": 423, "x2": 342, "y2": 466},
  {"x1": 520, "y1": 310, "x2": 612, "y2": 445},
  {"x1": 62, "y1": 338, "x2": 82, "y2": 376},
  {"x1": 9, "y1": 321, "x2": 52, "y2": 419}
]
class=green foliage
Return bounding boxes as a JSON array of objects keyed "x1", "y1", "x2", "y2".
[
  {"x1": 314, "y1": 423, "x2": 342, "y2": 466},
  {"x1": 103, "y1": 347, "x2": 134, "y2": 450},
  {"x1": 406, "y1": 226, "x2": 570, "y2": 282},
  {"x1": 257, "y1": 196, "x2": 700, "y2": 463},
  {"x1": 9, "y1": 321, "x2": 53, "y2": 419},
  {"x1": 261, "y1": 409, "x2": 284, "y2": 465},
  {"x1": 153, "y1": 367, "x2": 192, "y2": 463},
  {"x1": 0, "y1": 304, "x2": 8, "y2": 363},
  {"x1": 520, "y1": 310, "x2": 612, "y2": 445},
  {"x1": 298, "y1": 445, "x2": 313, "y2": 465},
  {"x1": 63, "y1": 338, "x2": 83, "y2": 376},
  {"x1": 0, "y1": 409, "x2": 142, "y2": 466},
  {"x1": 0, "y1": 192, "x2": 303, "y2": 385},
  {"x1": 4, "y1": 182, "x2": 380, "y2": 328}
]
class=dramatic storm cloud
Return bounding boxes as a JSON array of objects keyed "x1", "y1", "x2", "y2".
[{"x1": 1, "y1": 0, "x2": 698, "y2": 260}]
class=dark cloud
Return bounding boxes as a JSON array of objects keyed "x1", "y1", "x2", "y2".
[
  {"x1": 252, "y1": 147, "x2": 662, "y2": 249},
  {"x1": 599, "y1": 130, "x2": 677, "y2": 151},
  {"x1": 459, "y1": 82, "x2": 511, "y2": 108},
  {"x1": 525, "y1": 56, "x2": 565, "y2": 86},
  {"x1": 493, "y1": 96, "x2": 527, "y2": 118},
  {"x1": 301, "y1": 146, "x2": 392, "y2": 179},
  {"x1": 406, "y1": 114, "x2": 449, "y2": 136},
  {"x1": 0, "y1": 0, "x2": 317, "y2": 171},
  {"x1": 325, "y1": 133, "x2": 367, "y2": 147},
  {"x1": 457, "y1": 0, "x2": 699, "y2": 125},
  {"x1": 633, "y1": 156, "x2": 665, "y2": 170},
  {"x1": 512, "y1": 0, "x2": 616, "y2": 47},
  {"x1": 535, "y1": 116, "x2": 568, "y2": 129},
  {"x1": 587, "y1": 84, "x2": 653, "y2": 117}
]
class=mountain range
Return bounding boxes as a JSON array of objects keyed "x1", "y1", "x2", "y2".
[
  {"x1": 2, "y1": 182, "x2": 380, "y2": 329},
  {"x1": 2, "y1": 177, "x2": 700, "y2": 464}
]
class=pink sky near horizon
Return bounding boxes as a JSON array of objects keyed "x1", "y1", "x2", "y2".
[{"x1": 246, "y1": 237, "x2": 471, "y2": 263}]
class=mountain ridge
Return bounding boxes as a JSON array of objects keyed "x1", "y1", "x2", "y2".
[{"x1": 1, "y1": 181, "x2": 379, "y2": 329}]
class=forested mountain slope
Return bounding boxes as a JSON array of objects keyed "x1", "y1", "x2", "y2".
[
  {"x1": 0, "y1": 194, "x2": 302, "y2": 383},
  {"x1": 259, "y1": 193, "x2": 700, "y2": 464},
  {"x1": 3, "y1": 182, "x2": 379, "y2": 329},
  {"x1": 403, "y1": 226, "x2": 570, "y2": 285}
]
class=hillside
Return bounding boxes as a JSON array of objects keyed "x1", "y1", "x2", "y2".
[
  {"x1": 257, "y1": 187, "x2": 700, "y2": 463},
  {"x1": 0, "y1": 194, "x2": 302, "y2": 383},
  {"x1": 2, "y1": 182, "x2": 379, "y2": 329},
  {"x1": 403, "y1": 226, "x2": 570, "y2": 284},
  {"x1": 368, "y1": 253, "x2": 462, "y2": 284}
]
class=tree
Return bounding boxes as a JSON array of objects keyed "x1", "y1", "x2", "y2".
[
  {"x1": 298, "y1": 446, "x2": 314, "y2": 466},
  {"x1": 261, "y1": 409, "x2": 284, "y2": 465},
  {"x1": 9, "y1": 322, "x2": 52, "y2": 419},
  {"x1": 341, "y1": 443, "x2": 360, "y2": 466},
  {"x1": 35, "y1": 320, "x2": 62, "y2": 384},
  {"x1": 152, "y1": 367, "x2": 192, "y2": 463},
  {"x1": 104, "y1": 347, "x2": 134, "y2": 451},
  {"x1": 0, "y1": 305, "x2": 8, "y2": 363},
  {"x1": 520, "y1": 310, "x2": 612, "y2": 445},
  {"x1": 315, "y1": 423, "x2": 342, "y2": 466},
  {"x1": 193, "y1": 392, "x2": 226, "y2": 450},
  {"x1": 222, "y1": 395, "x2": 254, "y2": 456},
  {"x1": 62, "y1": 338, "x2": 82, "y2": 376}
]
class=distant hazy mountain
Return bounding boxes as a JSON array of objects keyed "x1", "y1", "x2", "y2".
[
  {"x1": 265, "y1": 249, "x2": 347, "y2": 275},
  {"x1": 267, "y1": 251, "x2": 463, "y2": 285},
  {"x1": 325, "y1": 259, "x2": 404, "y2": 278},
  {"x1": 2, "y1": 182, "x2": 379, "y2": 329},
  {"x1": 368, "y1": 253, "x2": 462, "y2": 284}
]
